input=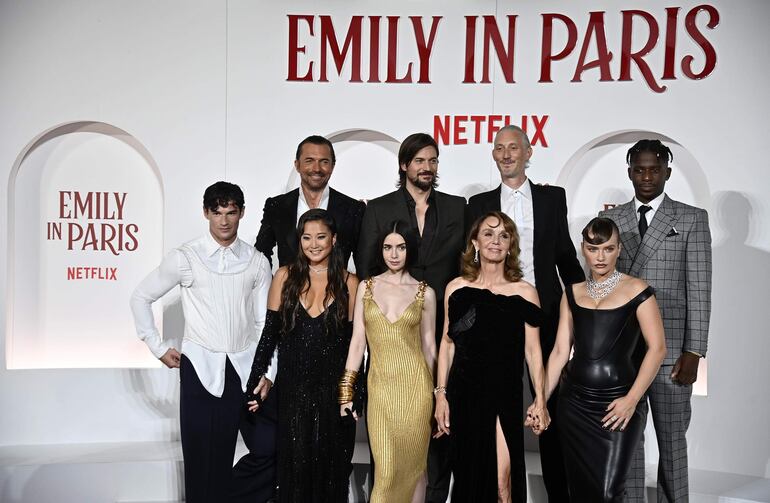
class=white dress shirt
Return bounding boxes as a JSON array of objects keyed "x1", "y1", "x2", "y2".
[
  {"x1": 634, "y1": 192, "x2": 666, "y2": 226},
  {"x1": 500, "y1": 179, "x2": 536, "y2": 286},
  {"x1": 130, "y1": 233, "x2": 276, "y2": 397},
  {"x1": 296, "y1": 185, "x2": 330, "y2": 224}
]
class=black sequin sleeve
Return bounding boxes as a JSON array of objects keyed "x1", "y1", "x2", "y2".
[{"x1": 246, "y1": 309, "x2": 281, "y2": 394}]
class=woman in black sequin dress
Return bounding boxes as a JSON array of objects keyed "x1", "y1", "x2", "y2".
[
  {"x1": 541, "y1": 218, "x2": 666, "y2": 501},
  {"x1": 246, "y1": 209, "x2": 360, "y2": 502},
  {"x1": 434, "y1": 212, "x2": 550, "y2": 502}
]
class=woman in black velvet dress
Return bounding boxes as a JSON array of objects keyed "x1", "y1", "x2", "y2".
[
  {"x1": 541, "y1": 217, "x2": 666, "y2": 502},
  {"x1": 246, "y1": 209, "x2": 360, "y2": 502},
  {"x1": 434, "y1": 211, "x2": 550, "y2": 502}
]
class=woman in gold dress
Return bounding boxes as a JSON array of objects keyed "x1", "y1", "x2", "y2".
[{"x1": 339, "y1": 220, "x2": 437, "y2": 503}]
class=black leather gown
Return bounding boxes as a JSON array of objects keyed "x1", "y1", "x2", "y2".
[{"x1": 558, "y1": 285, "x2": 654, "y2": 502}]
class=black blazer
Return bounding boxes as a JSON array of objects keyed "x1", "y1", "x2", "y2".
[
  {"x1": 466, "y1": 183, "x2": 584, "y2": 352},
  {"x1": 254, "y1": 187, "x2": 365, "y2": 269},
  {"x1": 357, "y1": 188, "x2": 466, "y2": 302}
]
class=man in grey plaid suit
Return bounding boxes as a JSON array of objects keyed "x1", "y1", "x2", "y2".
[{"x1": 600, "y1": 139, "x2": 712, "y2": 502}]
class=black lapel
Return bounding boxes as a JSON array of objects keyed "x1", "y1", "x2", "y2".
[
  {"x1": 281, "y1": 189, "x2": 300, "y2": 255},
  {"x1": 484, "y1": 185, "x2": 502, "y2": 212},
  {"x1": 327, "y1": 188, "x2": 346, "y2": 230},
  {"x1": 529, "y1": 181, "x2": 546, "y2": 263}
]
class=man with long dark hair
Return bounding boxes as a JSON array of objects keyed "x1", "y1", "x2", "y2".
[
  {"x1": 130, "y1": 181, "x2": 277, "y2": 502},
  {"x1": 357, "y1": 132, "x2": 466, "y2": 503}
]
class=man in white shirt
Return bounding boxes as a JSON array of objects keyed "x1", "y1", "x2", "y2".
[
  {"x1": 466, "y1": 125, "x2": 584, "y2": 502},
  {"x1": 130, "y1": 181, "x2": 276, "y2": 503}
]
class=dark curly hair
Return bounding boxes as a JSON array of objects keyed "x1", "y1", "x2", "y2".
[{"x1": 202, "y1": 181, "x2": 244, "y2": 211}]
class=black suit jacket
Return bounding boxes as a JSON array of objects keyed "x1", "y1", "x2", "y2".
[
  {"x1": 254, "y1": 187, "x2": 365, "y2": 269},
  {"x1": 357, "y1": 188, "x2": 466, "y2": 302},
  {"x1": 466, "y1": 183, "x2": 584, "y2": 354}
]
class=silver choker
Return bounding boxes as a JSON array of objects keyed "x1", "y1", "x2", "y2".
[{"x1": 586, "y1": 270, "x2": 621, "y2": 299}]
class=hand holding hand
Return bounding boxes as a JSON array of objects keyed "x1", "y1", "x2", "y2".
[
  {"x1": 339, "y1": 402, "x2": 359, "y2": 421},
  {"x1": 247, "y1": 376, "x2": 273, "y2": 412},
  {"x1": 525, "y1": 400, "x2": 551, "y2": 435},
  {"x1": 159, "y1": 348, "x2": 181, "y2": 368}
]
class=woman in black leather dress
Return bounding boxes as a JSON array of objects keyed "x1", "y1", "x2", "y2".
[
  {"x1": 246, "y1": 209, "x2": 360, "y2": 502},
  {"x1": 539, "y1": 217, "x2": 666, "y2": 502},
  {"x1": 434, "y1": 212, "x2": 550, "y2": 502}
]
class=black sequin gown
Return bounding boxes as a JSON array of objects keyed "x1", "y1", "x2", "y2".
[
  {"x1": 558, "y1": 285, "x2": 654, "y2": 502},
  {"x1": 248, "y1": 306, "x2": 356, "y2": 503},
  {"x1": 446, "y1": 286, "x2": 544, "y2": 502}
]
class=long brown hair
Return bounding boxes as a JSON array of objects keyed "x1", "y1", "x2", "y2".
[
  {"x1": 461, "y1": 211, "x2": 523, "y2": 282},
  {"x1": 279, "y1": 209, "x2": 349, "y2": 335}
]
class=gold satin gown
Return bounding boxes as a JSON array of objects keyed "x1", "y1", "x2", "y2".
[{"x1": 364, "y1": 279, "x2": 433, "y2": 502}]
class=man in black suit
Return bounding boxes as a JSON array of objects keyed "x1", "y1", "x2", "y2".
[
  {"x1": 466, "y1": 125, "x2": 584, "y2": 502},
  {"x1": 255, "y1": 135, "x2": 365, "y2": 269},
  {"x1": 357, "y1": 132, "x2": 466, "y2": 503},
  {"x1": 245, "y1": 135, "x2": 363, "y2": 499}
]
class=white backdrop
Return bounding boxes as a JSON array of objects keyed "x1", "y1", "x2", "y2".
[{"x1": 1, "y1": 0, "x2": 769, "y2": 483}]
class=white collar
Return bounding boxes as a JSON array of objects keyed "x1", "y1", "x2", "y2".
[
  {"x1": 204, "y1": 232, "x2": 242, "y2": 258},
  {"x1": 298, "y1": 184, "x2": 331, "y2": 209},
  {"x1": 500, "y1": 178, "x2": 531, "y2": 200},
  {"x1": 634, "y1": 192, "x2": 665, "y2": 213}
]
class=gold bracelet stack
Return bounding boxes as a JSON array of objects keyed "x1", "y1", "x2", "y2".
[{"x1": 338, "y1": 369, "x2": 359, "y2": 404}]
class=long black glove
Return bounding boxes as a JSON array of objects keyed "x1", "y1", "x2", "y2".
[{"x1": 245, "y1": 309, "x2": 281, "y2": 397}]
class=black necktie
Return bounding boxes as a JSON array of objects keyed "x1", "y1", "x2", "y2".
[{"x1": 638, "y1": 205, "x2": 652, "y2": 238}]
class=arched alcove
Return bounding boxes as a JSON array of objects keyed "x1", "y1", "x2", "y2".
[
  {"x1": 283, "y1": 129, "x2": 401, "y2": 201},
  {"x1": 6, "y1": 121, "x2": 165, "y2": 368}
]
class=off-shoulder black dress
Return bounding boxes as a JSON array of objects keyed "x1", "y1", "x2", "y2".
[
  {"x1": 446, "y1": 286, "x2": 544, "y2": 502},
  {"x1": 248, "y1": 305, "x2": 356, "y2": 502},
  {"x1": 559, "y1": 285, "x2": 655, "y2": 502}
]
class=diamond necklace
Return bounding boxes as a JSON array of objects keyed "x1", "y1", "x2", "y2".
[
  {"x1": 586, "y1": 270, "x2": 622, "y2": 299},
  {"x1": 309, "y1": 265, "x2": 328, "y2": 274}
]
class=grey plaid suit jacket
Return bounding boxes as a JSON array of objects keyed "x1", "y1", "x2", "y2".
[{"x1": 600, "y1": 195, "x2": 712, "y2": 365}]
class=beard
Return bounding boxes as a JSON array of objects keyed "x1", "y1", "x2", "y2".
[{"x1": 408, "y1": 171, "x2": 437, "y2": 191}]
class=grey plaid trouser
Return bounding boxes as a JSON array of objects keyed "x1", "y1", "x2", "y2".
[{"x1": 625, "y1": 365, "x2": 693, "y2": 502}]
